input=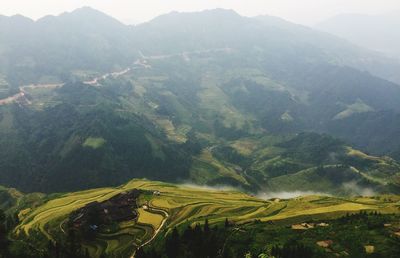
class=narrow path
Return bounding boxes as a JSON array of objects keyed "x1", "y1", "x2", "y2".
[
  {"x1": 59, "y1": 219, "x2": 67, "y2": 234},
  {"x1": 130, "y1": 206, "x2": 169, "y2": 258}
]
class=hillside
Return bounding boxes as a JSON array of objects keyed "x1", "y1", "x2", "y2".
[
  {"x1": 0, "y1": 7, "x2": 135, "y2": 86},
  {"x1": 2, "y1": 179, "x2": 400, "y2": 257},
  {"x1": 1, "y1": 75, "x2": 400, "y2": 193},
  {"x1": 1, "y1": 8, "x2": 400, "y2": 194},
  {"x1": 0, "y1": 81, "x2": 192, "y2": 192}
]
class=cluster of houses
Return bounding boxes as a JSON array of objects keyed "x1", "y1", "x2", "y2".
[
  {"x1": 70, "y1": 189, "x2": 141, "y2": 230},
  {"x1": 291, "y1": 222, "x2": 329, "y2": 230}
]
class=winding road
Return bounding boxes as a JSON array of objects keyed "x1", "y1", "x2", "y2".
[
  {"x1": 130, "y1": 205, "x2": 169, "y2": 258},
  {"x1": 0, "y1": 48, "x2": 233, "y2": 106},
  {"x1": 0, "y1": 83, "x2": 65, "y2": 106},
  {"x1": 0, "y1": 67, "x2": 134, "y2": 106}
]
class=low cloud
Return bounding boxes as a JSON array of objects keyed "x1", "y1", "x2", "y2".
[
  {"x1": 342, "y1": 181, "x2": 376, "y2": 196},
  {"x1": 177, "y1": 181, "x2": 377, "y2": 199},
  {"x1": 256, "y1": 191, "x2": 329, "y2": 200},
  {"x1": 178, "y1": 182, "x2": 239, "y2": 192}
]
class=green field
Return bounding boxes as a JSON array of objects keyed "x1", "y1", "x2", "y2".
[
  {"x1": 12, "y1": 179, "x2": 400, "y2": 257},
  {"x1": 82, "y1": 137, "x2": 106, "y2": 149}
]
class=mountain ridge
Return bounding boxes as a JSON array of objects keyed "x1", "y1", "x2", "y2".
[
  {"x1": 0, "y1": 7, "x2": 400, "y2": 194},
  {"x1": 1, "y1": 8, "x2": 400, "y2": 84}
]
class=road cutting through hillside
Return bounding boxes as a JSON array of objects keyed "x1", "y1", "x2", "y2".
[
  {"x1": 0, "y1": 67, "x2": 130, "y2": 105},
  {"x1": 0, "y1": 92, "x2": 25, "y2": 105},
  {"x1": 0, "y1": 48, "x2": 233, "y2": 106},
  {"x1": 0, "y1": 83, "x2": 64, "y2": 106}
]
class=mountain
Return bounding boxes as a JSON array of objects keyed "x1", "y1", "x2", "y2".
[
  {"x1": 316, "y1": 11, "x2": 400, "y2": 59},
  {"x1": 1, "y1": 8, "x2": 400, "y2": 86},
  {"x1": 133, "y1": 10, "x2": 400, "y2": 84},
  {"x1": 0, "y1": 7, "x2": 135, "y2": 87},
  {"x1": 0, "y1": 82, "x2": 193, "y2": 192},
  {"x1": 0, "y1": 8, "x2": 400, "y2": 194},
  {"x1": 1, "y1": 8, "x2": 400, "y2": 257}
]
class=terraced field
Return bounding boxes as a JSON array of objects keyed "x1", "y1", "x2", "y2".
[{"x1": 13, "y1": 179, "x2": 400, "y2": 257}]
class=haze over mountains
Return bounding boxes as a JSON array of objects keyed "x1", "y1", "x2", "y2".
[
  {"x1": 316, "y1": 11, "x2": 400, "y2": 59},
  {"x1": 1, "y1": 6, "x2": 400, "y2": 257},
  {"x1": 0, "y1": 7, "x2": 400, "y2": 195}
]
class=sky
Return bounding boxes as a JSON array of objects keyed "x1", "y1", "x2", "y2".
[{"x1": 2, "y1": 0, "x2": 400, "y2": 25}]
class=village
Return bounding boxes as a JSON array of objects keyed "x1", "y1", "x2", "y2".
[{"x1": 70, "y1": 189, "x2": 142, "y2": 231}]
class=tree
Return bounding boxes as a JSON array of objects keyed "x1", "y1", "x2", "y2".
[
  {"x1": 225, "y1": 218, "x2": 230, "y2": 228},
  {"x1": 136, "y1": 248, "x2": 146, "y2": 258},
  {"x1": 166, "y1": 227, "x2": 180, "y2": 258},
  {"x1": 0, "y1": 209, "x2": 10, "y2": 257},
  {"x1": 204, "y1": 218, "x2": 210, "y2": 233}
]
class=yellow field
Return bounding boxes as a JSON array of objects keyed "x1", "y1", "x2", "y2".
[
  {"x1": 122, "y1": 180, "x2": 400, "y2": 228},
  {"x1": 137, "y1": 208, "x2": 164, "y2": 228},
  {"x1": 13, "y1": 179, "x2": 400, "y2": 257},
  {"x1": 82, "y1": 137, "x2": 106, "y2": 149},
  {"x1": 16, "y1": 188, "x2": 125, "y2": 237}
]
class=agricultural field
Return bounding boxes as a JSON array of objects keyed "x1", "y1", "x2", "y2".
[
  {"x1": 189, "y1": 148, "x2": 249, "y2": 186},
  {"x1": 82, "y1": 137, "x2": 107, "y2": 149},
  {"x1": 10, "y1": 179, "x2": 400, "y2": 257}
]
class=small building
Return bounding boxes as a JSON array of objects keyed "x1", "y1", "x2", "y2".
[
  {"x1": 364, "y1": 245, "x2": 375, "y2": 254},
  {"x1": 316, "y1": 240, "x2": 333, "y2": 248},
  {"x1": 302, "y1": 223, "x2": 315, "y2": 228},
  {"x1": 291, "y1": 223, "x2": 315, "y2": 230},
  {"x1": 153, "y1": 190, "x2": 161, "y2": 196}
]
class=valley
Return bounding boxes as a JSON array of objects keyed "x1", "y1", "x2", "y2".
[
  {"x1": 2, "y1": 44, "x2": 400, "y2": 194},
  {"x1": 0, "y1": 5, "x2": 400, "y2": 258}
]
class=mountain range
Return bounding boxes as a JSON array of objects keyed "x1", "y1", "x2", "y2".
[{"x1": 0, "y1": 7, "x2": 400, "y2": 195}]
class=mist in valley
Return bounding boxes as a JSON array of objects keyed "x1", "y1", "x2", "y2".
[{"x1": 1, "y1": 2, "x2": 400, "y2": 257}]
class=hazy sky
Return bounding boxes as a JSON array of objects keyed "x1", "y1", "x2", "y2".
[{"x1": 2, "y1": 0, "x2": 400, "y2": 25}]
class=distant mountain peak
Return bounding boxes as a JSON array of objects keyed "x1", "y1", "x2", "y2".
[
  {"x1": 5, "y1": 14, "x2": 34, "y2": 22},
  {"x1": 200, "y1": 8, "x2": 240, "y2": 16},
  {"x1": 147, "y1": 8, "x2": 241, "y2": 24},
  {"x1": 68, "y1": 6, "x2": 107, "y2": 16},
  {"x1": 166, "y1": 8, "x2": 239, "y2": 16},
  {"x1": 34, "y1": 6, "x2": 124, "y2": 26}
]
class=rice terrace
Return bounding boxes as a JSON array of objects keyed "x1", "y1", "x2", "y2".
[
  {"x1": 2, "y1": 1, "x2": 400, "y2": 257},
  {"x1": 10, "y1": 179, "x2": 400, "y2": 257}
]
